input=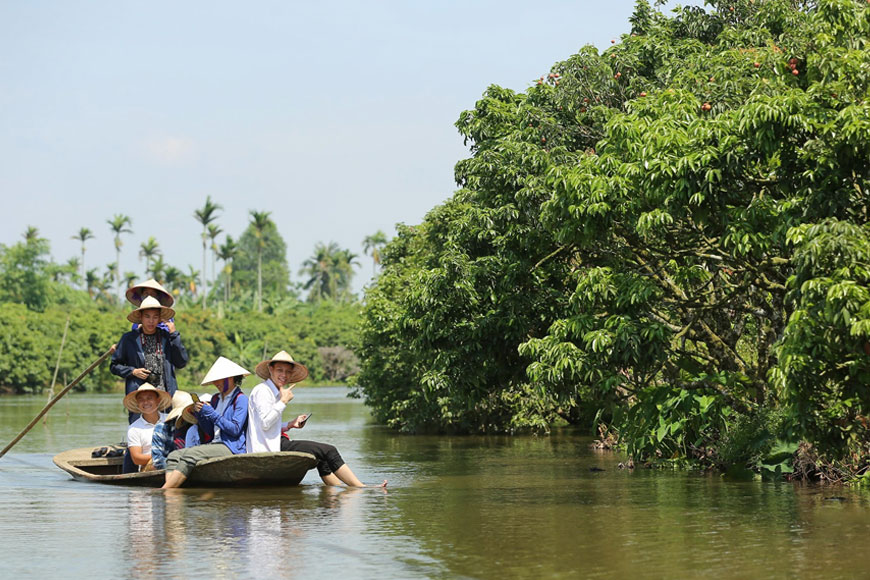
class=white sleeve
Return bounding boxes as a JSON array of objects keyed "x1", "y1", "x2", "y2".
[
  {"x1": 127, "y1": 424, "x2": 144, "y2": 448},
  {"x1": 250, "y1": 384, "x2": 286, "y2": 432}
]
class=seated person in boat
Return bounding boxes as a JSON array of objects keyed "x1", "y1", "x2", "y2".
[
  {"x1": 125, "y1": 278, "x2": 175, "y2": 333},
  {"x1": 161, "y1": 357, "x2": 250, "y2": 489},
  {"x1": 151, "y1": 390, "x2": 202, "y2": 470},
  {"x1": 247, "y1": 350, "x2": 386, "y2": 487},
  {"x1": 124, "y1": 383, "x2": 171, "y2": 472},
  {"x1": 111, "y1": 295, "x2": 189, "y2": 425}
]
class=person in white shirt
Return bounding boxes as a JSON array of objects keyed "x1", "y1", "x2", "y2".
[
  {"x1": 124, "y1": 383, "x2": 171, "y2": 472},
  {"x1": 247, "y1": 350, "x2": 386, "y2": 488}
]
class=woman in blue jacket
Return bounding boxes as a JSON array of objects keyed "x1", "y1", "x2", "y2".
[
  {"x1": 110, "y1": 296, "x2": 189, "y2": 423},
  {"x1": 162, "y1": 357, "x2": 250, "y2": 489}
]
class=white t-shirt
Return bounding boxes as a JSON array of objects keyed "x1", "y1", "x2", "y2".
[
  {"x1": 126, "y1": 413, "x2": 166, "y2": 456},
  {"x1": 246, "y1": 379, "x2": 288, "y2": 453}
]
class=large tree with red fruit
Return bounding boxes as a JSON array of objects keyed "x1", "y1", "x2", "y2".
[{"x1": 357, "y1": 0, "x2": 870, "y2": 474}]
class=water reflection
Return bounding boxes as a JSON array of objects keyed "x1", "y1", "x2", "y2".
[{"x1": 3, "y1": 391, "x2": 870, "y2": 579}]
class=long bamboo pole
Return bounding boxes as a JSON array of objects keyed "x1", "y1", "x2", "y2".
[{"x1": 0, "y1": 345, "x2": 115, "y2": 460}]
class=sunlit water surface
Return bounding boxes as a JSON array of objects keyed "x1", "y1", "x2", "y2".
[{"x1": 1, "y1": 388, "x2": 869, "y2": 579}]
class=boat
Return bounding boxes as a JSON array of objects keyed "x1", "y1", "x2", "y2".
[{"x1": 53, "y1": 444, "x2": 318, "y2": 487}]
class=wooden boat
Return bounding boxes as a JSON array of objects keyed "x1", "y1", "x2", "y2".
[{"x1": 53, "y1": 444, "x2": 318, "y2": 487}]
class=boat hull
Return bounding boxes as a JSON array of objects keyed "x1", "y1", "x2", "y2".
[{"x1": 53, "y1": 445, "x2": 318, "y2": 488}]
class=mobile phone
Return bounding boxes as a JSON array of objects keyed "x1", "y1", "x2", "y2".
[{"x1": 299, "y1": 412, "x2": 313, "y2": 426}]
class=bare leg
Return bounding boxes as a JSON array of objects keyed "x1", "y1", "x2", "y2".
[
  {"x1": 320, "y1": 473, "x2": 344, "y2": 486},
  {"x1": 330, "y1": 464, "x2": 387, "y2": 488},
  {"x1": 162, "y1": 470, "x2": 187, "y2": 489}
]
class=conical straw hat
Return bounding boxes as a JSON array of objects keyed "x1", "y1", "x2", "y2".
[
  {"x1": 123, "y1": 382, "x2": 172, "y2": 413},
  {"x1": 182, "y1": 393, "x2": 209, "y2": 425},
  {"x1": 254, "y1": 350, "x2": 309, "y2": 383},
  {"x1": 165, "y1": 390, "x2": 195, "y2": 424},
  {"x1": 125, "y1": 278, "x2": 175, "y2": 307},
  {"x1": 127, "y1": 296, "x2": 176, "y2": 324},
  {"x1": 200, "y1": 356, "x2": 251, "y2": 385}
]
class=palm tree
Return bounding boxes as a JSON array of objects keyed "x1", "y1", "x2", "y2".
[
  {"x1": 147, "y1": 255, "x2": 167, "y2": 281},
  {"x1": 217, "y1": 235, "x2": 238, "y2": 304},
  {"x1": 71, "y1": 227, "x2": 95, "y2": 286},
  {"x1": 163, "y1": 266, "x2": 183, "y2": 298},
  {"x1": 23, "y1": 226, "x2": 41, "y2": 244},
  {"x1": 362, "y1": 230, "x2": 388, "y2": 275},
  {"x1": 85, "y1": 268, "x2": 101, "y2": 299},
  {"x1": 185, "y1": 265, "x2": 200, "y2": 299},
  {"x1": 139, "y1": 237, "x2": 161, "y2": 275},
  {"x1": 335, "y1": 248, "x2": 360, "y2": 299},
  {"x1": 107, "y1": 214, "x2": 133, "y2": 299},
  {"x1": 249, "y1": 210, "x2": 272, "y2": 312},
  {"x1": 123, "y1": 271, "x2": 138, "y2": 290},
  {"x1": 300, "y1": 241, "x2": 340, "y2": 301},
  {"x1": 193, "y1": 196, "x2": 222, "y2": 308},
  {"x1": 207, "y1": 222, "x2": 223, "y2": 293},
  {"x1": 64, "y1": 257, "x2": 82, "y2": 287}
]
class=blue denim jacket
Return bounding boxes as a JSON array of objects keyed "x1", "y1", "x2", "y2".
[{"x1": 196, "y1": 388, "x2": 248, "y2": 455}]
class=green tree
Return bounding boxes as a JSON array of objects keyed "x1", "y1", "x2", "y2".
[
  {"x1": 217, "y1": 235, "x2": 238, "y2": 304},
  {"x1": 71, "y1": 227, "x2": 95, "y2": 286},
  {"x1": 363, "y1": 230, "x2": 389, "y2": 275},
  {"x1": 246, "y1": 210, "x2": 276, "y2": 312},
  {"x1": 163, "y1": 265, "x2": 184, "y2": 298},
  {"x1": 138, "y1": 237, "x2": 161, "y2": 275},
  {"x1": 193, "y1": 196, "x2": 222, "y2": 309},
  {"x1": 147, "y1": 255, "x2": 167, "y2": 281},
  {"x1": 356, "y1": 0, "x2": 870, "y2": 474},
  {"x1": 0, "y1": 227, "x2": 52, "y2": 311},
  {"x1": 107, "y1": 214, "x2": 133, "y2": 299},
  {"x1": 301, "y1": 242, "x2": 359, "y2": 302},
  {"x1": 207, "y1": 222, "x2": 223, "y2": 294}
]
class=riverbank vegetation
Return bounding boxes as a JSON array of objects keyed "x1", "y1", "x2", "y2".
[
  {"x1": 355, "y1": 0, "x2": 870, "y2": 482},
  {"x1": 0, "y1": 211, "x2": 375, "y2": 392}
]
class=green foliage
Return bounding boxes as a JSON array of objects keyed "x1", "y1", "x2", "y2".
[
  {"x1": 0, "y1": 295, "x2": 361, "y2": 393},
  {"x1": 357, "y1": 0, "x2": 870, "y2": 476},
  {"x1": 232, "y1": 217, "x2": 290, "y2": 300},
  {"x1": 0, "y1": 231, "x2": 52, "y2": 311},
  {"x1": 300, "y1": 241, "x2": 359, "y2": 302}
]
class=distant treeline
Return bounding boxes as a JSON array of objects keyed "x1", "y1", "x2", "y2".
[{"x1": 0, "y1": 299, "x2": 360, "y2": 394}]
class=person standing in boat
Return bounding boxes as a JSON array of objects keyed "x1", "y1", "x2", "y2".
[
  {"x1": 247, "y1": 350, "x2": 386, "y2": 488},
  {"x1": 162, "y1": 356, "x2": 250, "y2": 489},
  {"x1": 125, "y1": 278, "x2": 175, "y2": 333},
  {"x1": 124, "y1": 383, "x2": 171, "y2": 472},
  {"x1": 111, "y1": 295, "x2": 189, "y2": 424}
]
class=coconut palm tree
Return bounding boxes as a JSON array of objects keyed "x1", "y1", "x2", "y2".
[
  {"x1": 139, "y1": 237, "x2": 161, "y2": 275},
  {"x1": 362, "y1": 230, "x2": 388, "y2": 275},
  {"x1": 71, "y1": 227, "x2": 95, "y2": 286},
  {"x1": 193, "y1": 196, "x2": 222, "y2": 308},
  {"x1": 107, "y1": 214, "x2": 133, "y2": 299},
  {"x1": 217, "y1": 235, "x2": 238, "y2": 304},
  {"x1": 300, "y1": 241, "x2": 340, "y2": 301},
  {"x1": 23, "y1": 225, "x2": 41, "y2": 244},
  {"x1": 249, "y1": 210, "x2": 272, "y2": 312}
]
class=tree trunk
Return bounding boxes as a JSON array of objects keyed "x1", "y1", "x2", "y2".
[
  {"x1": 201, "y1": 234, "x2": 207, "y2": 309},
  {"x1": 257, "y1": 249, "x2": 263, "y2": 312}
]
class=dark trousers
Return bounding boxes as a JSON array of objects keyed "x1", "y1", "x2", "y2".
[{"x1": 280, "y1": 438, "x2": 345, "y2": 477}]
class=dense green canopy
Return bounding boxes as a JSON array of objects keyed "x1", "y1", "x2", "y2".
[{"x1": 357, "y1": 0, "x2": 870, "y2": 476}]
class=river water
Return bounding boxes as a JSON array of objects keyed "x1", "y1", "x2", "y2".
[{"x1": 1, "y1": 387, "x2": 869, "y2": 579}]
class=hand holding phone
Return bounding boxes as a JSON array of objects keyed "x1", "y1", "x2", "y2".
[{"x1": 299, "y1": 413, "x2": 312, "y2": 427}]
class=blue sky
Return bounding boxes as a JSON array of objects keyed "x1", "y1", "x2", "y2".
[{"x1": 0, "y1": 1, "x2": 699, "y2": 295}]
